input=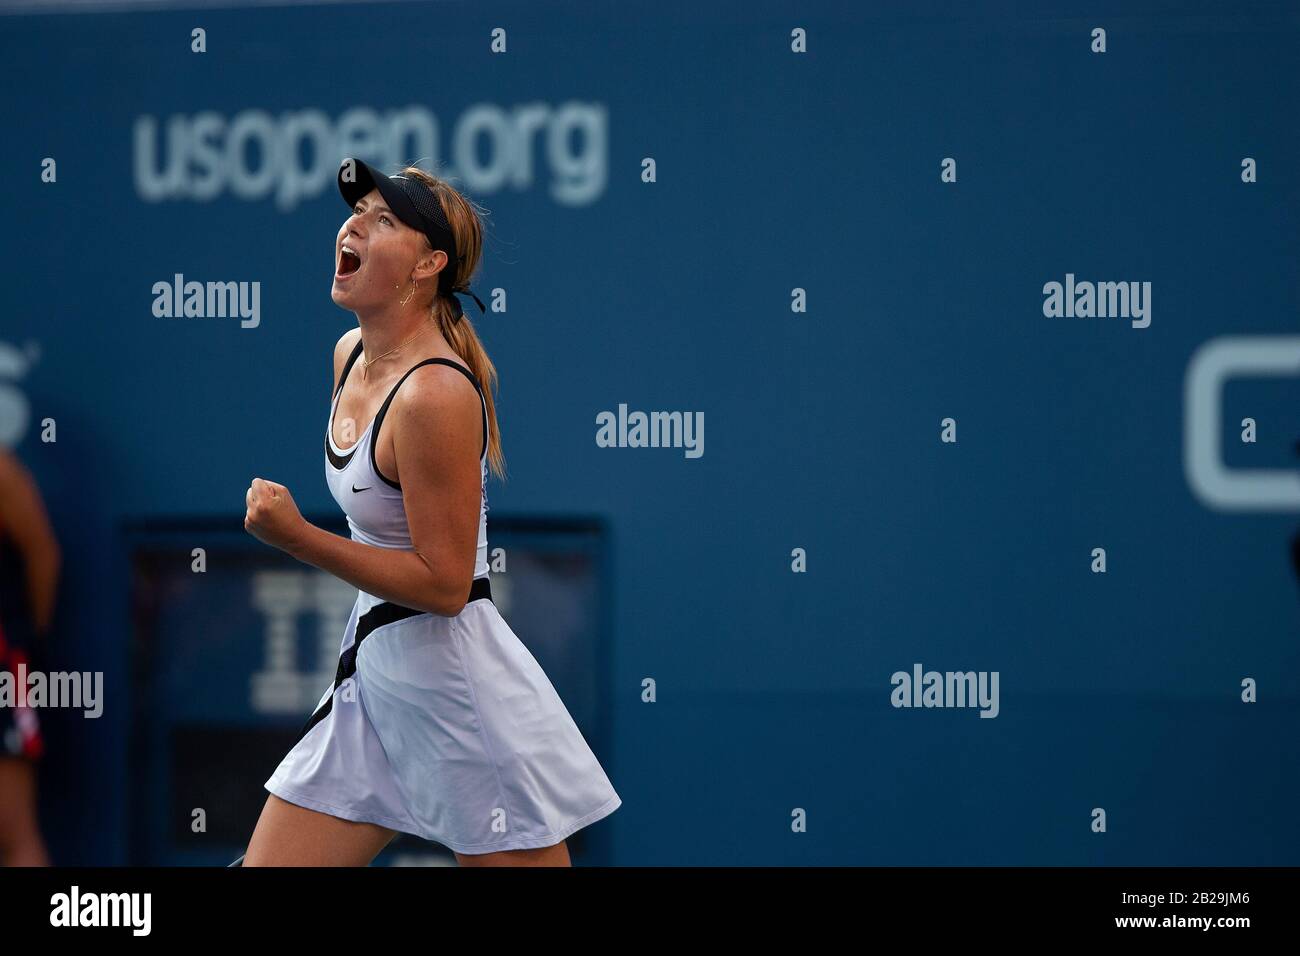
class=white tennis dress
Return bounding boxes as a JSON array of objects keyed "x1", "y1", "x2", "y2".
[{"x1": 264, "y1": 341, "x2": 621, "y2": 854}]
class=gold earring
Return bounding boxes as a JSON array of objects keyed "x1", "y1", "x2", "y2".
[{"x1": 399, "y1": 280, "x2": 418, "y2": 307}]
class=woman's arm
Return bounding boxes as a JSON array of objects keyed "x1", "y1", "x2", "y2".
[
  {"x1": 284, "y1": 519, "x2": 470, "y2": 616},
  {"x1": 0, "y1": 450, "x2": 61, "y2": 635},
  {"x1": 245, "y1": 362, "x2": 484, "y2": 617},
  {"x1": 385, "y1": 363, "x2": 484, "y2": 614}
]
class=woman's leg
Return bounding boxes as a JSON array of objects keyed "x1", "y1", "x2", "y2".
[
  {"x1": 454, "y1": 839, "x2": 571, "y2": 867},
  {"x1": 0, "y1": 757, "x2": 50, "y2": 866},
  {"x1": 243, "y1": 793, "x2": 397, "y2": 867}
]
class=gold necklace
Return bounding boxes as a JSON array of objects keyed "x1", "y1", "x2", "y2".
[{"x1": 361, "y1": 320, "x2": 435, "y2": 380}]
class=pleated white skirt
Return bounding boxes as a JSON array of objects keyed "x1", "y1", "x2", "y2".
[{"x1": 264, "y1": 586, "x2": 621, "y2": 855}]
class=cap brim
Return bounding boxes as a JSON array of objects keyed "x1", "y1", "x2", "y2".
[
  {"x1": 337, "y1": 158, "x2": 422, "y2": 230},
  {"x1": 338, "y1": 157, "x2": 380, "y2": 207}
]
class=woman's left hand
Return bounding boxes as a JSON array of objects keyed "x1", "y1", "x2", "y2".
[{"x1": 244, "y1": 477, "x2": 309, "y2": 555}]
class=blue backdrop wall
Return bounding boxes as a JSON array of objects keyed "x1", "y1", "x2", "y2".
[{"x1": 2, "y1": 0, "x2": 1298, "y2": 864}]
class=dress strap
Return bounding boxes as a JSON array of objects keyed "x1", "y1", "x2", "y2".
[{"x1": 334, "y1": 339, "x2": 366, "y2": 398}]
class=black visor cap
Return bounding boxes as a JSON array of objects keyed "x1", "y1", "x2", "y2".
[{"x1": 336, "y1": 158, "x2": 459, "y2": 294}]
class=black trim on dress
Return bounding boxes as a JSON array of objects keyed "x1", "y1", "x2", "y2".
[
  {"x1": 325, "y1": 339, "x2": 367, "y2": 469},
  {"x1": 292, "y1": 577, "x2": 494, "y2": 747}
]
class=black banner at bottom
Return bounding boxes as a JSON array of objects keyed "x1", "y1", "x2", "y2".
[{"x1": 0, "y1": 866, "x2": 1280, "y2": 940}]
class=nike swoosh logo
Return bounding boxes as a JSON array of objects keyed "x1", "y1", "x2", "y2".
[{"x1": 352, "y1": 484, "x2": 372, "y2": 493}]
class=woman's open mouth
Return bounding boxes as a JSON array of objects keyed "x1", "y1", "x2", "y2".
[{"x1": 336, "y1": 244, "x2": 362, "y2": 280}]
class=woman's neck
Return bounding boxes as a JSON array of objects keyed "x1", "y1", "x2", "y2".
[{"x1": 355, "y1": 304, "x2": 445, "y2": 371}]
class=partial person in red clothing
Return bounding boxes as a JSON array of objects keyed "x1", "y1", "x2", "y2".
[{"x1": 0, "y1": 449, "x2": 61, "y2": 866}]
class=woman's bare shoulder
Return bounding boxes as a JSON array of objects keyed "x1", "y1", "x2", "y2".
[
  {"x1": 392, "y1": 356, "x2": 482, "y2": 426},
  {"x1": 331, "y1": 328, "x2": 363, "y2": 390}
]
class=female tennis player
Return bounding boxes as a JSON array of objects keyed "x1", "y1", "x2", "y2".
[{"x1": 240, "y1": 158, "x2": 621, "y2": 867}]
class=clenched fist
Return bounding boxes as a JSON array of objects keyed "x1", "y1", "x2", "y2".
[{"x1": 244, "y1": 477, "x2": 309, "y2": 554}]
